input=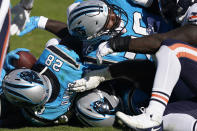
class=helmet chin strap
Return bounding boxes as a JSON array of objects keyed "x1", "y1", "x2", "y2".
[{"x1": 39, "y1": 66, "x2": 52, "y2": 105}]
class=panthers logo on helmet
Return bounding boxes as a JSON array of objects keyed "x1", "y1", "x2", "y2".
[
  {"x1": 2, "y1": 69, "x2": 52, "y2": 108},
  {"x1": 75, "y1": 90, "x2": 122, "y2": 127}
]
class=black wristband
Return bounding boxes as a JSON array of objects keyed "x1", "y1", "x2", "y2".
[{"x1": 109, "y1": 36, "x2": 131, "y2": 52}]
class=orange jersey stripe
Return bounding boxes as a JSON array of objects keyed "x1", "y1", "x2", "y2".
[
  {"x1": 169, "y1": 43, "x2": 197, "y2": 61},
  {"x1": 176, "y1": 52, "x2": 197, "y2": 61},
  {"x1": 169, "y1": 43, "x2": 197, "y2": 51},
  {"x1": 152, "y1": 94, "x2": 169, "y2": 103},
  {"x1": 189, "y1": 15, "x2": 197, "y2": 19}
]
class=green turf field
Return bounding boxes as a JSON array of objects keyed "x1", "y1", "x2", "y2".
[{"x1": 0, "y1": 0, "x2": 124, "y2": 131}]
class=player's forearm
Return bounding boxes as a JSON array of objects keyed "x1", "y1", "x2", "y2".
[
  {"x1": 110, "y1": 24, "x2": 197, "y2": 54},
  {"x1": 108, "y1": 60, "x2": 155, "y2": 82},
  {"x1": 45, "y1": 19, "x2": 69, "y2": 39}
]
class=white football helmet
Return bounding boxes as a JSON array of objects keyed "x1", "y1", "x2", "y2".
[
  {"x1": 67, "y1": 0, "x2": 128, "y2": 40},
  {"x1": 2, "y1": 69, "x2": 52, "y2": 108},
  {"x1": 75, "y1": 89, "x2": 123, "y2": 127}
]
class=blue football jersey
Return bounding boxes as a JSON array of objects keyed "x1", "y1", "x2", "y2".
[
  {"x1": 81, "y1": 0, "x2": 173, "y2": 64},
  {"x1": 22, "y1": 45, "x2": 86, "y2": 125}
]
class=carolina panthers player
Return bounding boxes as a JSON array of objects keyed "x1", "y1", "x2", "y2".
[
  {"x1": 1, "y1": 42, "x2": 87, "y2": 126},
  {"x1": 19, "y1": 0, "x2": 173, "y2": 64}
]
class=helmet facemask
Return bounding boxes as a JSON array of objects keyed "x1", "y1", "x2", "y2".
[
  {"x1": 99, "y1": 3, "x2": 128, "y2": 39},
  {"x1": 67, "y1": 0, "x2": 128, "y2": 41}
]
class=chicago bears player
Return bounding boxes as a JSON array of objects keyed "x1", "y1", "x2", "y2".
[
  {"x1": 19, "y1": 0, "x2": 173, "y2": 64},
  {"x1": 0, "y1": 0, "x2": 11, "y2": 123},
  {"x1": 72, "y1": 0, "x2": 197, "y2": 131}
]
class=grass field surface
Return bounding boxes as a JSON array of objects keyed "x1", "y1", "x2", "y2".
[{"x1": 0, "y1": 0, "x2": 124, "y2": 131}]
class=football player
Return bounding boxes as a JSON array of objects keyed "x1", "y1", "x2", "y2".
[
  {"x1": 71, "y1": 0, "x2": 197, "y2": 130},
  {"x1": 3, "y1": 0, "x2": 173, "y2": 127},
  {"x1": 0, "y1": 0, "x2": 11, "y2": 85},
  {"x1": 0, "y1": 0, "x2": 11, "y2": 123},
  {"x1": 18, "y1": 0, "x2": 173, "y2": 64},
  {"x1": 1, "y1": 42, "x2": 86, "y2": 126}
]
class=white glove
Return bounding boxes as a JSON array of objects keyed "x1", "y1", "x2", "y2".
[
  {"x1": 96, "y1": 41, "x2": 114, "y2": 65},
  {"x1": 132, "y1": 0, "x2": 153, "y2": 7},
  {"x1": 10, "y1": 4, "x2": 31, "y2": 35},
  {"x1": 69, "y1": 68, "x2": 112, "y2": 92}
]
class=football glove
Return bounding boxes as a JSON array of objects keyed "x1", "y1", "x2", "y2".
[
  {"x1": 4, "y1": 48, "x2": 29, "y2": 71},
  {"x1": 19, "y1": 16, "x2": 48, "y2": 36},
  {"x1": 69, "y1": 67, "x2": 112, "y2": 92},
  {"x1": 10, "y1": 4, "x2": 31, "y2": 36},
  {"x1": 96, "y1": 41, "x2": 114, "y2": 65}
]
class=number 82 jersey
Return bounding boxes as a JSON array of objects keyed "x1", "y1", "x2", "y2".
[{"x1": 22, "y1": 44, "x2": 85, "y2": 125}]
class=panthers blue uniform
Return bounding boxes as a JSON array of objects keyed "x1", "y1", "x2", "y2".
[
  {"x1": 82, "y1": 0, "x2": 173, "y2": 64},
  {"x1": 21, "y1": 45, "x2": 87, "y2": 125}
]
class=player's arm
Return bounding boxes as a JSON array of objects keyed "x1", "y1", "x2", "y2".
[
  {"x1": 19, "y1": 16, "x2": 69, "y2": 39},
  {"x1": 69, "y1": 60, "x2": 155, "y2": 92},
  {"x1": 109, "y1": 24, "x2": 197, "y2": 54},
  {"x1": 45, "y1": 19, "x2": 68, "y2": 39}
]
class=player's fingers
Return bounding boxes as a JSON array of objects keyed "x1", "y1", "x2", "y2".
[
  {"x1": 71, "y1": 79, "x2": 87, "y2": 87},
  {"x1": 7, "y1": 65, "x2": 15, "y2": 71},
  {"x1": 96, "y1": 52, "x2": 103, "y2": 65},
  {"x1": 10, "y1": 24, "x2": 19, "y2": 36},
  {"x1": 19, "y1": 26, "x2": 32, "y2": 36},
  {"x1": 11, "y1": 54, "x2": 19, "y2": 60},
  {"x1": 16, "y1": 48, "x2": 30, "y2": 52},
  {"x1": 70, "y1": 86, "x2": 86, "y2": 92}
]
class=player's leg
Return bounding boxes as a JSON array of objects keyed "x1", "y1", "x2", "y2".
[
  {"x1": 163, "y1": 99, "x2": 197, "y2": 131},
  {"x1": 116, "y1": 39, "x2": 197, "y2": 130}
]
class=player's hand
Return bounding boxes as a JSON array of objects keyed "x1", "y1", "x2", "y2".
[
  {"x1": 19, "y1": 16, "x2": 48, "y2": 36},
  {"x1": 4, "y1": 48, "x2": 29, "y2": 71},
  {"x1": 10, "y1": 4, "x2": 31, "y2": 36},
  {"x1": 69, "y1": 68, "x2": 112, "y2": 92},
  {"x1": 96, "y1": 41, "x2": 114, "y2": 65},
  {"x1": 19, "y1": 16, "x2": 40, "y2": 36},
  {"x1": 69, "y1": 76, "x2": 103, "y2": 92}
]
